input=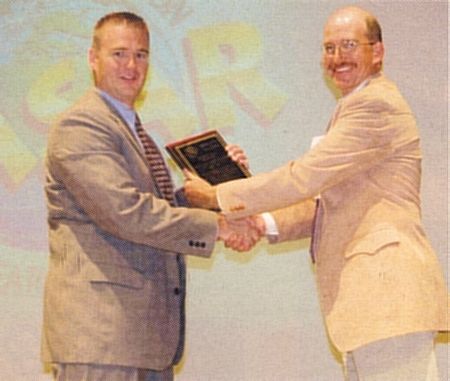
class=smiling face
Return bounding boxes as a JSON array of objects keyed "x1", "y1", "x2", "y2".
[
  {"x1": 89, "y1": 21, "x2": 149, "y2": 107},
  {"x1": 322, "y1": 7, "x2": 384, "y2": 96}
]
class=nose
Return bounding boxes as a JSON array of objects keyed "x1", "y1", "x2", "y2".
[
  {"x1": 328, "y1": 48, "x2": 346, "y2": 65},
  {"x1": 126, "y1": 54, "x2": 137, "y2": 68},
  {"x1": 323, "y1": 48, "x2": 343, "y2": 64},
  {"x1": 331, "y1": 46, "x2": 345, "y2": 59}
]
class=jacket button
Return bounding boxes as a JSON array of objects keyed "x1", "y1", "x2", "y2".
[
  {"x1": 174, "y1": 287, "x2": 181, "y2": 295},
  {"x1": 189, "y1": 240, "x2": 194, "y2": 246}
]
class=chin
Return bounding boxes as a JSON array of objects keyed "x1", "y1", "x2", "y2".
[{"x1": 333, "y1": 78, "x2": 352, "y2": 92}]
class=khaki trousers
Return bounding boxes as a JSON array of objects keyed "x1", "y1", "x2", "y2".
[{"x1": 344, "y1": 331, "x2": 440, "y2": 381}]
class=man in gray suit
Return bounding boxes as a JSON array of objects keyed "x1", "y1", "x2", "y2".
[{"x1": 41, "y1": 11, "x2": 258, "y2": 381}]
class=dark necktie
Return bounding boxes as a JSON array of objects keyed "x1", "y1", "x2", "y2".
[
  {"x1": 134, "y1": 115, "x2": 176, "y2": 206},
  {"x1": 309, "y1": 198, "x2": 321, "y2": 263}
]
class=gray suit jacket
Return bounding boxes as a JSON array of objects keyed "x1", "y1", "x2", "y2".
[
  {"x1": 217, "y1": 74, "x2": 448, "y2": 351},
  {"x1": 42, "y1": 88, "x2": 218, "y2": 370}
]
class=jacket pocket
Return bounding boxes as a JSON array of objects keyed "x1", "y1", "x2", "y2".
[
  {"x1": 345, "y1": 228, "x2": 400, "y2": 259},
  {"x1": 86, "y1": 262, "x2": 145, "y2": 289}
]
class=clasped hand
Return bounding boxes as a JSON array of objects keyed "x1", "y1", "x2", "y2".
[{"x1": 217, "y1": 214, "x2": 265, "y2": 252}]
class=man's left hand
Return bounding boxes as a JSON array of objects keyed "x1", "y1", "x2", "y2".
[{"x1": 183, "y1": 170, "x2": 219, "y2": 210}]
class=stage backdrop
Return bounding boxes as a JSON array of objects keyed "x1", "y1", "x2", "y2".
[{"x1": 0, "y1": 1, "x2": 447, "y2": 380}]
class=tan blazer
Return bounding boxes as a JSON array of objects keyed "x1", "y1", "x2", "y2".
[
  {"x1": 217, "y1": 74, "x2": 448, "y2": 352},
  {"x1": 42, "y1": 89, "x2": 218, "y2": 370}
]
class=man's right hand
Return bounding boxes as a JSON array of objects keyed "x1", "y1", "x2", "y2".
[{"x1": 217, "y1": 215, "x2": 266, "y2": 252}]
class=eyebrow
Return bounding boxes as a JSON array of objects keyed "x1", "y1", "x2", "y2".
[{"x1": 110, "y1": 47, "x2": 149, "y2": 53}]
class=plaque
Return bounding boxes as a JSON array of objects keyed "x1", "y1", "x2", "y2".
[{"x1": 165, "y1": 130, "x2": 250, "y2": 185}]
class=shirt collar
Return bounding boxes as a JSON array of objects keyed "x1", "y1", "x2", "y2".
[
  {"x1": 98, "y1": 89, "x2": 137, "y2": 130},
  {"x1": 343, "y1": 72, "x2": 381, "y2": 99}
]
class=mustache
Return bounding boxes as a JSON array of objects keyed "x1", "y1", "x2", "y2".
[{"x1": 327, "y1": 62, "x2": 354, "y2": 70}]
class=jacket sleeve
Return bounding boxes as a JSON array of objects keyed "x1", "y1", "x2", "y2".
[
  {"x1": 268, "y1": 199, "x2": 316, "y2": 243},
  {"x1": 46, "y1": 109, "x2": 218, "y2": 257},
  {"x1": 217, "y1": 92, "x2": 401, "y2": 218}
]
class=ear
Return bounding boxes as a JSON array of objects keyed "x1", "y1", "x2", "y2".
[
  {"x1": 372, "y1": 41, "x2": 384, "y2": 66},
  {"x1": 88, "y1": 48, "x2": 97, "y2": 70}
]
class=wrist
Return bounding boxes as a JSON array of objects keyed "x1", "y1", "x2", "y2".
[
  {"x1": 208, "y1": 186, "x2": 219, "y2": 210},
  {"x1": 216, "y1": 214, "x2": 228, "y2": 241}
]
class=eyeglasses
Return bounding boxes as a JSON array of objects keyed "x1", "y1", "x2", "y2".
[{"x1": 322, "y1": 39, "x2": 376, "y2": 56}]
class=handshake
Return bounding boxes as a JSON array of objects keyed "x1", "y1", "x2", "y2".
[{"x1": 216, "y1": 214, "x2": 266, "y2": 252}]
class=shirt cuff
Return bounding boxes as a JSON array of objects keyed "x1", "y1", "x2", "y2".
[
  {"x1": 261, "y1": 212, "x2": 279, "y2": 236},
  {"x1": 216, "y1": 189, "x2": 223, "y2": 211}
]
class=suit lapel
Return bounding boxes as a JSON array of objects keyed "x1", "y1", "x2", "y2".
[
  {"x1": 92, "y1": 90, "x2": 150, "y2": 168},
  {"x1": 326, "y1": 102, "x2": 342, "y2": 132}
]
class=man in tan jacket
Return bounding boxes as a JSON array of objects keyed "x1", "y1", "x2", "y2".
[
  {"x1": 185, "y1": 6, "x2": 448, "y2": 380},
  {"x1": 42, "y1": 11, "x2": 257, "y2": 381}
]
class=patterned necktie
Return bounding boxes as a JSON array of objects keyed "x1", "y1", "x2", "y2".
[{"x1": 134, "y1": 115, "x2": 175, "y2": 206}]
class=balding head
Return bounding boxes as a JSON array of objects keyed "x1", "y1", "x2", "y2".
[
  {"x1": 322, "y1": 6, "x2": 384, "y2": 96},
  {"x1": 326, "y1": 6, "x2": 382, "y2": 44}
]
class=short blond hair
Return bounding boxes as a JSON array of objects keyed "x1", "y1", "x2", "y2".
[{"x1": 92, "y1": 11, "x2": 149, "y2": 50}]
